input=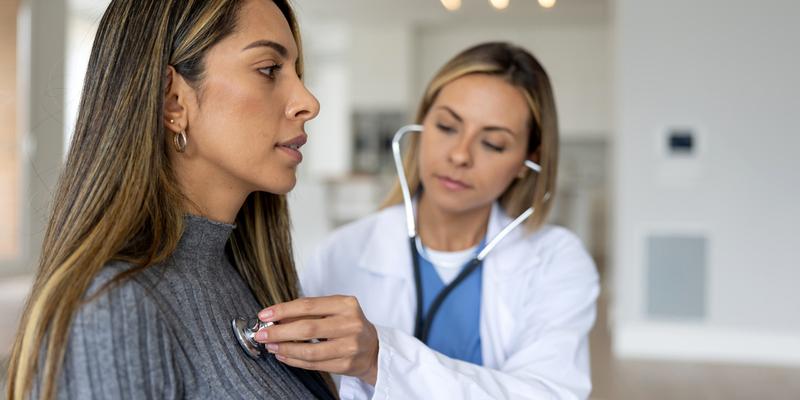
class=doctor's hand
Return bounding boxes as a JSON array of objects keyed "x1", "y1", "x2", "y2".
[{"x1": 254, "y1": 295, "x2": 379, "y2": 385}]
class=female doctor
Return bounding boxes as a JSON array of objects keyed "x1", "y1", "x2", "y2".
[{"x1": 254, "y1": 42, "x2": 600, "y2": 399}]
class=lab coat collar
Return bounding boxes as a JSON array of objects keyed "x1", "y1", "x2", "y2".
[
  {"x1": 357, "y1": 204, "x2": 414, "y2": 280},
  {"x1": 483, "y1": 203, "x2": 539, "y2": 280},
  {"x1": 357, "y1": 201, "x2": 530, "y2": 280}
]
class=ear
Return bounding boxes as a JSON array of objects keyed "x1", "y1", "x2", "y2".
[
  {"x1": 517, "y1": 147, "x2": 541, "y2": 178},
  {"x1": 163, "y1": 65, "x2": 191, "y2": 133}
]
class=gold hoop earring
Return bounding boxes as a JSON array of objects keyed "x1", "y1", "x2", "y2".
[{"x1": 174, "y1": 131, "x2": 187, "y2": 153}]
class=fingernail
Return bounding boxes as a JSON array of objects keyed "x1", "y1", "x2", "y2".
[
  {"x1": 275, "y1": 354, "x2": 286, "y2": 361},
  {"x1": 266, "y1": 343, "x2": 278, "y2": 352},
  {"x1": 259, "y1": 309, "x2": 274, "y2": 321},
  {"x1": 255, "y1": 330, "x2": 268, "y2": 342}
]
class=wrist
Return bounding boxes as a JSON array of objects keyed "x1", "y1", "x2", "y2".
[{"x1": 358, "y1": 333, "x2": 380, "y2": 385}]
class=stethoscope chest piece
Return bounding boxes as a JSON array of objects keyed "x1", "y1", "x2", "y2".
[{"x1": 232, "y1": 317, "x2": 274, "y2": 359}]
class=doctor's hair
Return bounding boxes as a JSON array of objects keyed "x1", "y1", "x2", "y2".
[
  {"x1": 6, "y1": 1, "x2": 336, "y2": 399},
  {"x1": 382, "y1": 41, "x2": 558, "y2": 231}
]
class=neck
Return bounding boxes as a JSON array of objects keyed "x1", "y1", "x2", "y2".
[
  {"x1": 417, "y1": 194, "x2": 491, "y2": 252},
  {"x1": 173, "y1": 157, "x2": 248, "y2": 224}
]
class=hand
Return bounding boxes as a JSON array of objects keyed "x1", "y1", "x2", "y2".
[{"x1": 254, "y1": 295, "x2": 380, "y2": 385}]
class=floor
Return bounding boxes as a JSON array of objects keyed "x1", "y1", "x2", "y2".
[{"x1": 588, "y1": 294, "x2": 800, "y2": 400}]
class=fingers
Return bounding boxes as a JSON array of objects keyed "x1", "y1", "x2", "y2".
[
  {"x1": 259, "y1": 295, "x2": 361, "y2": 322},
  {"x1": 255, "y1": 316, "x2": 364, "y2": 343},
  {"x1": 271, "y1": 341, "x2": 375, "y2": 381},
  {"x1": 266, "y1": 337, "x2": 360, "y2": 363},
  {"x1": 273, "y1": 354, "x2": 357, "y2": 376}
]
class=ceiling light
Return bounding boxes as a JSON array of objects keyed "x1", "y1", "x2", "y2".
[
  {"x1": 489, "y1": 0, "x2": 510, "y2": 10},
  {"x1": 441, "y1": 0, "x2": 462, "y2": 11},
  {"x1": 538, "y1": 0, "x2": 556, "y2": 8}
]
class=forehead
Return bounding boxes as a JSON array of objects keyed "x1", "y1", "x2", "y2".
[
  {"x1": 230, "y1": 0, "x2": 297, "y2": 58},
  {"x1": 434, "y1": 74, "x2": 530, "y2": 124}
]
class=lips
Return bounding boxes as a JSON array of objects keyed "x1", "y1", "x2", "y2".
[
  {"x1": 276, "y1": 134, "x2": 307, "y2": 163},
  {"x1": 435, "y1": 174, "x2": 472, "y2": 191},
  {"x1": 277, "y1": 134, "x2": 307, "y2": 149}
]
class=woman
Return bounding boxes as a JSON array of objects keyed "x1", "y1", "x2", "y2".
[
  {"x1": 6, "y1": 0, "x2": 337, "y2": 399},
  {"x1": 255, "y1": 42, "x2": 600, "y2": 399}
]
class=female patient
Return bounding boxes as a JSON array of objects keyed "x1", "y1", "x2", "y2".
[
  {"x1": 254, "y1": 42, "x2": 599, "y2": 399},
  {"x1": 6, "y1": 0, "x2": 336, "y2": 399}
]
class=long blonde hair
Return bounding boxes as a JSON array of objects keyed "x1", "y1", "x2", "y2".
[
  {"x1": 382, "y1": 42, "x2": 559, "y2": 231},
  {"x1": 6, "y1": 1, "x2": 329, "y2": 399}
]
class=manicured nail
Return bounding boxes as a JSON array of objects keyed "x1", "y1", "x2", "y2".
[
  {"x1": 266, "y1": 343, "x2": 278, "y2": 352},
  {"x1": 255, "y1": 330, "x2": 268, "y2": 342},
  {"x1": 259, "y1": 309, "x2": 274, "y2": 321}
]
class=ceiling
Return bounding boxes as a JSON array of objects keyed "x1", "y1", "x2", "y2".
[
  {"x1": 68, "y1": 0, "x2": 609, "y2": 27},
  {"x1": 294, "y1": 0, "x2": 609, "y2": 26}
]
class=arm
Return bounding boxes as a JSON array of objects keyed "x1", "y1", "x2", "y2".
[
  {"x1": 295, "y1": 226, "x2": 598, "y2": 399},
  {"x1": 54, "y1": 275, "x2": 182, "y2": 399},
  {"x1": 342, "y1": 233, "x2": 599, "y2": 400}
]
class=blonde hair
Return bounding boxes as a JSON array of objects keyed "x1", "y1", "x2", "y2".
[
  {"x1": 6, "y1": 1, "x2": 335, "y2": 399},
  {"x1": 382, "y1": 42, "x2": 559, "y2": 231}
]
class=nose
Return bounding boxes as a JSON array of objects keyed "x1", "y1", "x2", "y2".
[
  {"x1": 448, "y1": 135, "x2": 473, "y2": 168},
  {"x1": 285, "y1": 79, "x2": 320, "y2": 122}
]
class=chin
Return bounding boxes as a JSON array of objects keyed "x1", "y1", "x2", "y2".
[
  {"x1": 254, "y1": 175, "x2": 297, "y2": 196},
  {"x1": 427, "y1": 190, "x2": 479, "y2": 214},
  {"x1": 270, "y1": 180, "x2": 297, "y2": 195}
]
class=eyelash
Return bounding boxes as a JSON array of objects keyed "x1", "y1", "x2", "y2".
[
  {"x1": 258, "y1": 64, "x2": 283, "y2": 80},
  {"x1": 436, "y1": 123, "x2": 505, "y2": 153}
]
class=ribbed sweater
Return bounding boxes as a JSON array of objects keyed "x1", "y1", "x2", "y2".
[{"x1": 41, "y1": 215, "x2": 333, "y2": 399}]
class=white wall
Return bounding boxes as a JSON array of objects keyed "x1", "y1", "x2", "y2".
[
  {"x1": 350, "y1": 23, "x2": 414, "y2": 111},
  {"x1": 612, "y1": 0, "x2": 800, "y2": 365},
  {"x1": 415, "y1": 21, "x2": 612, "y2": 139},
  {"x1": 3, "y1": 0, "x2": 67, "y2": 276}
]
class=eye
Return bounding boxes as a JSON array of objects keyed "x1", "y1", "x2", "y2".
[
  {"x1": 258, "y1": 64, "x2": 283, "y2": 80},
  {"x1": 482, "y1": 141, "x2": 505, "y2": 152},
  {"x1": 436, "y1": 123, "x2": 456, "y2": 134}
]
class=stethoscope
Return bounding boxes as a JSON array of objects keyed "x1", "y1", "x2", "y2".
[
  {"x1": 391, "y1": 124, "x2": 542, "y2": 343},
  {"x1": 231, "y1": 124, "x2": 542, "y2": 356},
  {"x1": 232, "y1": 317, "x2": 274, "y2": 359}
]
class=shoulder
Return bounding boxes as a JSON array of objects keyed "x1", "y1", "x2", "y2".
[
  {"x1": 57, "y1": 262, "x2": 182, "y2": 398},
  {"x1": 525, "y1": 224, "x2": 588, "y2": 254},
  {"x1": 300, "y1": 205, "x2": 405, "y2": 294},
  {"x1": 316, "y1": 204, "x2": 404, "y2": 258},
  {"x1": 515, "y1": 224, "x2": 598, "y2": 280},
  {"x1": 73, "y1": 261, "x2": 170, "y2": 331},
  {"x1": 68, "y1": 260, "x2": 177, "y2": 356}
]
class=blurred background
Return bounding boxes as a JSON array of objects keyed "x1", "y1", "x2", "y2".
[{"x1": 1, "y1": 0, "x2": 799, "y2": 398}]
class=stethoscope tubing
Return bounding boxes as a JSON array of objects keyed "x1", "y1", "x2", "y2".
[{"x1": 391, "y1": 124, "x2": 543, "y2": 342}]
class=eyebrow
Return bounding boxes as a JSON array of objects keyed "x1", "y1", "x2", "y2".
[
  {"x1": 242, "y1": 40, "x2": 289, "y2": 58},
  {"x1": 436, "y1": 105, "x2": 517, "y2": 136}
]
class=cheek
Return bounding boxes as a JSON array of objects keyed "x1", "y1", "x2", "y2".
[
  {"x1": 417, "y1": 134, "x2": 444, "y2": 176},
  {"x1": 208, "y1": 80, "x2": 271, "y2": 132},
  {"x1": 198, "y1": 80, "x2": 281, "y2": 155},
  {"x1": 478, "y1": 157, "x2": 524, "y2": 193}
]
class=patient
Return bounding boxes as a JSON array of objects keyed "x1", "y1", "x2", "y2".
[{"x1": 5, "y1": 1, "x2": 336, "y2": 399}]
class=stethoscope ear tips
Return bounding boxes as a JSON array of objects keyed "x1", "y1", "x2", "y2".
[{"x1": 232, "y1": 316, "x2": 274, "y2": 360}]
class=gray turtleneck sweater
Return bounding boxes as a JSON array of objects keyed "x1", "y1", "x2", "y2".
[{"x1": 46, "y1": 216, "x2": 330, "y2": 399}]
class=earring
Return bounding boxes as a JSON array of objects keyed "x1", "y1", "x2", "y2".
[
  {"x1": 169, "y1": 119, "x2": 174, "y2": 124},
  {"x1": 174, "y1": 130, "x2": 187, "y2": 153}
]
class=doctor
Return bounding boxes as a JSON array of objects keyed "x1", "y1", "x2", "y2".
[{"x1": 255, "y1": 42, "x2": 600, "y2": 399}]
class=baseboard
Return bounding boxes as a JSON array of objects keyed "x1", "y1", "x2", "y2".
[{"x1": 613, "y1": 321, "x2": 800, "y2": 367}]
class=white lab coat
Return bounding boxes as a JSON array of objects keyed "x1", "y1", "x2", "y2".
[{"x1": 300, "y1": 203, "x2": 599, "y2": 400}]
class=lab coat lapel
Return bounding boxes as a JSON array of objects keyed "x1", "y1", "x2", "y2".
[
  {"x1": 357, "y1": 205, "x2": 413, "y2": 280},
  {"x1": 481, "y1": 203, "x2": 541, "y2": 367},
  {"x1": 357, "y1": 205, "x2": 417, "y2": 334}
]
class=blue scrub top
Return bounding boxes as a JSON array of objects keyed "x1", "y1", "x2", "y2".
[{"x1": 418, "y1": 243, "x2": 485, "y2": 365}]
